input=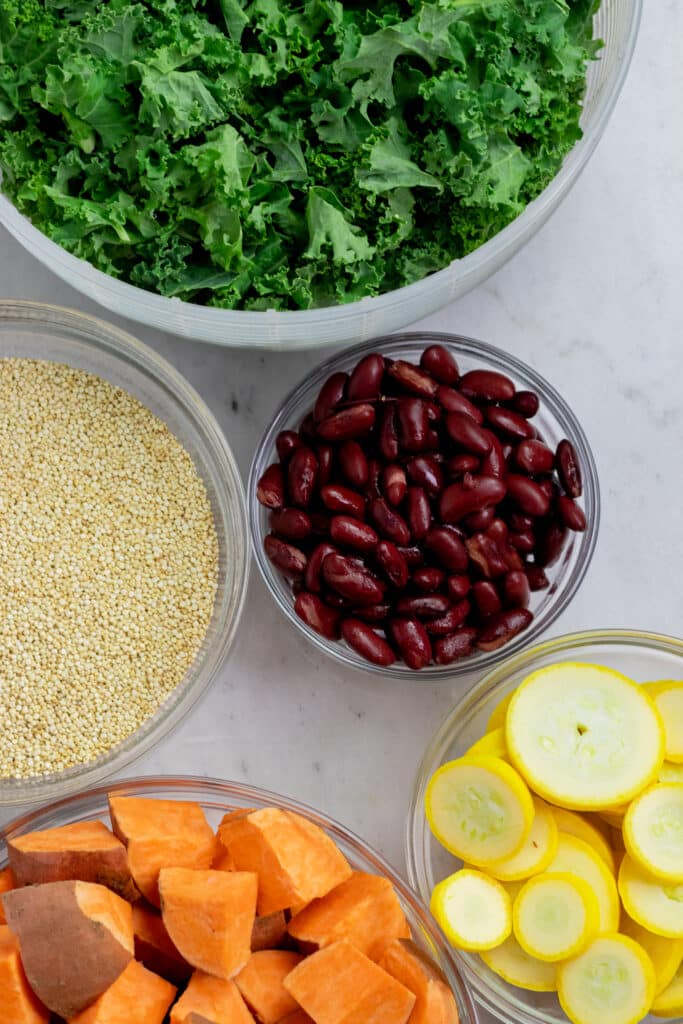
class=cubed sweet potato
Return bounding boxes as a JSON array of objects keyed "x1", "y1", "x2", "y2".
[
  {"x1": 378, "y1": 939, "x2": 459, "y2": 1024},
  {"x1": 68, "y1": 959, "x2": 176, "y2": 1024},
  {"x1": 109, "y1": 797, "x2": 217, "y2": 906},
  {"x1": 0, "y1": 866, "x2": 16, "y2": 925},
  {"x1": 159, "y1": 869, "x2": 257, "y2": 980},
  {"x1": 8, "y1": 822, "x2": 139, "y2": 901},
  {"x1": 278, "y1": 1013, "x2": 315, "y2": 1024},
  {"x1": 2, "y1": 880, "x2": 134, "y2": 1019},
  {"x1": 0, "y1": 925, "x2": 50, "y2": 1024},
  {"x1": 235, "y1": 950, "x2": 303, "y2": 1024},
  {"x1": 170, "y1": 971, "x2": 255, "y2": 1024},
  {"x1": 251, "y1": 912, "x2": 288, "y2": 952},
  {"x1": 132, "y1": 902, "x2": 192, "y2": 984},
  {"x1": 217, "y1": 809, "x2": 352, "y2": 916},
  {"x1": 283, "y1": 938, "x2": 416, "y2": 1024},
  {"x1": 288, "y1": 872, "x2": 411, "y2": 961}
]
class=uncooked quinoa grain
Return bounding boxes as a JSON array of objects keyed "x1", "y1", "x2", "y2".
[{"x1": 0, "y1": 359, "x2": 218, "y2": 778}]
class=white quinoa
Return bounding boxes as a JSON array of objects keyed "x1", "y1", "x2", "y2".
[{"x1": 0, "y1": 359, "x2": 218, "y2": 778}]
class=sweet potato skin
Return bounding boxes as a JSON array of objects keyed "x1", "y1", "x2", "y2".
[
  {"x1": 250, "y1": 912, "x2": 288, "y2": 952},
  {"x1": 2, "y1": 880, "x2": 134, "y2": 1019},
  {"x1": 8, "y1": 822, "x2": 139, "y2": 902},
  {"x1": 170, "y1": 971, "x2": 256, "y2": 1024},
  {"x1": 234, "y1": 950, "x2": 303, "y2": 1024},
  {"x1": 378, "y1": 939, "x2": 459, "y2": 1024},
  {"x1": 68, "y1": 959, "x2": 176, "y2": 1024},
  {"x1": 0, "y1": 924, "x2": 50, "y2": 1024},
  {"x1": 0, "y1": 866, "x2": 16, "y2": 925},
  {"x1": 132, "y1": 902, "x2": 192, "y2": 985}
]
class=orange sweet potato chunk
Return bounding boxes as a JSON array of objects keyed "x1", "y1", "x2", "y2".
[
  {"x1": 8, "y1": 821, "x2": 139, "y2": 901},
  {"x1": 170, "y1": 971, "x2": 255, "y2": 1024},
  {"x1": 235, "y1": 950, "x2": 303, "y2": 1024},
  {"x1": 109, "y1": 797, "x2": 217, "y2": 906},
  {"x1": 0, "y1": 867, "x2": 16, "y2": 925},
  {"x1": 68, "y1": 959, "x2": 176, "y2": 1024},
  {"x1": 0, "y1": 925, "x2": 50, "y2": 1024},
  {"x1": 160, "y1": 869, "x2": 257, "y2": 980},
  {"x1": 288, "y1": 872, "x2": 410, "y2": 962},
  {"x1": 378, "y1": 940, "x2": 459, "y2": 1024},
  {"x1": 283, "y1": 938, "x2": 416, "y2": 1024},
  {"x1": 132, "y1": 902, "x2": 192, "y2": 985},
  {"x1": 251, "y1": 911, "x2": 288, "y2": 952},
  {"x1": 279, "y1": 1013, "x2": 315, "y2": 1024},
  {"x1": 217, "y1": 809, "x2": 351, "y2": 916}
]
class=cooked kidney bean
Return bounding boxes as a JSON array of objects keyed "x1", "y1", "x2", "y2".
[
  {"x1": 305, "y1": 542, "x2": 337, "y2": 593},
  {"x1": 556, "y1": 439, "x2": 583, "y2": 498},
  {"x1": 264, "y1": 535, "x2": 307, "y2": 576},
  {"x1": 424, "y1": 526, "x2": 468, "y2": 572},
  {"x1": 341, "y1": 618, "x2": 396, "y2": 666},
  {"x1": 314, "y1": 372, "x2": 347, "y2": 423},
  {"x1": 406, "y1": 456, "x2": 443, "y2": 496},
  {"x1": 472, "y1": 580, "x2": 502, "y2": 619},
  {"x1": 479, "y1": 431, "x2": 506, "y2": 478},
  {"x1": 434, "y1": 628, "x2": 478, "y2": 665},
  {"x1": 347, "y1": 353, "x2": 384, "y2": 401},
  {"x1": 460, "y1": 369, "x2": 515, "y2": 403},
  {"x1": 463, "y1": 506, "x2": 495, "y2": 532},
  {"x1": 368, "y1": 498, "x2": 411, "y2": 545},
  {"x1": 375, "y1": 541, "x2": 409, "y2": 589},
  {"x1": 436, "y1": 385, "x2": 484, "y2": 424},
  {"x1": 397, "y1": 545, "x2": 424, "y2": 569},
  {"x1": 466, "y1": 532, "x2": 514, "y2": 579},
  {"x1": 439, "y1": 476, "x2": 507, "y2": 523},
  {"x1": 445, "y1": 412, "x2": 493, "y2": 455},
  {"x1": 295, "y1": 592, "x2": 341, "y2": 640},
  {"x1": 477, "y1": 608, "x2": 533, "y2": 651},
  {"x1": 257, "y1": 463, "x2": 286, "y2": 510},
  {"x1": 420, "y1": 345, "x2": 459, "y2": 385},
  {"x1": 535, "y1": 520, "x2": 567, "y2": 567},
  {"x1": 525, "y1": 565, "x2": 550, "y2": 591},
  {"x1": 320, "y1": 484, "x2": 365, "y2": 519},
  {"x1": 383, "y1": 464, "x2": 407, "y2": 507},
  {"x1": 514, "y1": 439, "x2": 555, "y2": 475},
  {"x1": 390, "y1": 618, "x2": 432, "y2": 670},
  {"x1": 316, "y1": 444, "x2": 334, "y2": 487},
  {"x1": 350, "y1": 603, "x2": 392, "y2": 623},
  {"x1": 397, "y1": 397, "x2": 430, "y2": 452},
  {"x1": 338, "y1": 441, "x2": 368, "y2": 489},
  {"x1": 276, "y1": 430, "x2": 302, "y2": 461},
  {"x1": 330, "y1": 516, "x2": 378, "y2": 553},
  {"x1": 366, "y1": 458, "x2": 383, "y2": 499},
  {"x1": 322, "y1": 553, "x2": 385, "y2": 605},
  {"x1": 288, "y1": 447, "x2": 318, "y2": 507},
  {"x1": 485, "y1": 406, "x2": 535, "y2": 441},
  {"x1": 318, "y1": 403, "x2": 376, "y2": 441},
  {"x1": 270, "y1": 508, "x2": 312, "y2": 542},
  {"x1": 407, "y1": 487, "x2": 432, "y2": 541},
  {"x1": 557, "y1": 494, "x2": 587, "y2": 532},
  {"x1": 511, "y1": 390, "x2": 540, "y2": 418},
  {"x1": 396, "y1": 593, "x2": 450, "y2": 618},
  {"x1": 412, "y1": 567, "x2": 445, "y2": 592},
  {"x1": 509, "y1": 512, "x2": 535, "y2": 532},
  {"x1": 379, "y1": 404, "x2": 399, "y2": 461},
  {"x1": 503, "y1": 570, "x2": 531, "y2": 609},
  {"x1": 509, "y1": 529, "x2": 536, "y2": 553},
  {"x1": 299, "y1": 412, "x2": 318, "y2": 444},
  {"x1": 388, "y1": 360, "x2": 439, "y2": 398},
  {"x1": 426, "y1": 600, "x2": 470, "y2": 636},
  {"x1": 448, "y1": 454, "x2": 480, "y2": 478},
  {"x1": 505, "y1": 474, "x2": 551, "y2": 517},
  {"x1": 447, "y1": 575, "x2": 471, "y2": 601}
]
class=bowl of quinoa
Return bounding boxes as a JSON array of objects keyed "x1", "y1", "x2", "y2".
[{"x1": 0, "y1": 301, "x2": 249, "y2": 805}]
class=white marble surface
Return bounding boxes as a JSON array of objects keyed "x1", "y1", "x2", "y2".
[{"x1": 1, "y1": 3, "x2": 682, "y2": 1019}]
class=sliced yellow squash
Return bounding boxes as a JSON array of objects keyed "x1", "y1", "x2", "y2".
[
  {"x1": 618, "y1": 854, "x2": 683, "y2": 938},
  {"x1": 430, "y1": 868, "x2": 511, "y2": 951},
  {"x1": 547, "y1": 832, "x2": 620, "y2": 933},
  {"x1": 480, "y1": 932, "x2": 557, "y2": 992},
  {"x1": 486, "y1": 795, "x2": 558, "y2": 882},
  {"x1": 553, "y1": 807, "x2": 616, "y2": 874},
  {"x1": 624, "y1": 783, "x2": 683, "y2": 882},
  {"x1": 558, "y1": 933, "x2": 655, "y2": 1024},
  {"x1": 513, "y1": 872, "x2": 599, "y2": 962},
  {"x1": 652, "y1": 960, "x2": 683, "y2": 1018},
  {"x1": 621, "y1": 914, "x2": 683, "y2": 996}
]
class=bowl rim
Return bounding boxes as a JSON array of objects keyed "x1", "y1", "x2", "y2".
[
  {"x1": 0, "y1": 301, "x2": 251, "y2": 805},
  {"x1": 247, "y1": 331, "x2": 601, "y2": 679},
  {"x1": 0, "y1": 0, "x2": 643, "y2": 348},
  {"x1": 0, "y1": 773, "x2": 481, "y2": 1024},
  {"x1": 405, "y1": 627, "x2": 683, "y2": 1024}
]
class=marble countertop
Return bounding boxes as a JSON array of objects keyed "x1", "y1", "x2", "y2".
[{"x1": 0, "y1": 4, "x2": 681, "y2": 1020}]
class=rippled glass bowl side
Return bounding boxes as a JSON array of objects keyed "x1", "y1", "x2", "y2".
[
  {"x1": 0, "y1": 776, "x2": 479, "y2": 1024},
  {"x1": 0, "y1": 302, "x2": 249, "y2": 806},
  {"x1": 248, "y1": 333, "x2": 599, "y2": 679},
  {"x1": 406, "y1": 629, "x2": 683, "y2": 1024}
]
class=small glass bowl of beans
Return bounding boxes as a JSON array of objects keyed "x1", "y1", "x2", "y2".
[{"x1": 249, "y1": 333, "x2": 599, "y2": 677}]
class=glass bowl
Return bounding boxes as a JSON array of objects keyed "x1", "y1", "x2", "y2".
[
  {"x1": 406, "y1": 628, "x2": 683, "y2": 1024},
  {"x1": 248, "y1": 333, "x2": 600, "y2": 679},
  {"x1": 0, "y1": 0, "x2": 640, "y2": 349},
  {"x1": 0, "y1": 775, "x2": 480, "y2": 1024},
  {"x1": 0, "y1": 301, "x2": 249, "y2": 806}
]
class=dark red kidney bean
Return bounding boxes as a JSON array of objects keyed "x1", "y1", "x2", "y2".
[
  {"x1": 398, "y1": 397, "x2": 430, "y2": 452},
  {"x1": 390, "y1": 618, "x2": 432, "y2": 670},
  {"x1": 425, "y1": 401, "x2": 442, "y2": 423},
  {"x1": 318, "y1": 403, "x2": 375, "y2": 441},
  {"x1": 525, "y1": 565, "x2": 550, "y2": 591},
  {"x1": 434, "y1": 628, "x2": 478, "y2": 665},
  {"x1": 264, "y1": 535, "x2": 307, "y2": 576},
  {"x1": 503, "y1": 570, "x2": 531, "y2": 610},
  {"x1": 396, "y1": 593, "x2": 450, "y2": 619},
  {"x1": 310, "y1": 512, "x2": 330, "y2": 536},
  {"x1": 505, "y1": 474, "x2": 551, "y2": 518},
  {"x1": 387, "y1": 360, "x2": 438, "y2": 398},
  {"x1": 379, "y1": 404, "x2": 399, "y2": 461},
  {"x1": 288, "y1": 447, "x2": 318, "y2": 508},
  {"x1": 557, "y1": 495, "x2": 587, "y2": 532},
  {"x1": 338, "y1": 440, "x2": 368, "y2": 489},
  {"x1": 341, "y1": 618, "x2": 396, "y2": 666},
  {"x1": 426, "y1": 600, "x2": 470, "y2": 636},
  {"x1": 447, "y1": 575, "x2": 471, "y2": 601},
  {"x1": 383, "y1": 464, "x2": 408, "y2": 507},
  {"x1": 535, "y1": 520, "x2": 567, "y2": 567},
  {"x1": 299, "y1": 412, "x2": 318, "y2": 444},
  {"x1": 480, "y1": 431, "x2": 506, "y2": 479},
  {"x1": 463, "y1": 506, "x2": 495, "y2": 532},
  {"x1": 436, "y1": 386, "x2": 484, "y2": 424},
  {"x1": 294, "y1": 592, "x2": 341, "y2": 640},
  {"x1": 448, "y1": 454, "x2": 480, "y2": 478},
  {"x1": 511, "y1": 390, "x2": 540, "y2": 418},
  {"x1": 487, "y1": 518, "x2": 509, "y2": 545},
  {"x1": 366, "y1": 458, "x2": 383, "y2": 499},
  {"x1": 407, "y1": 487, "x2": 431, "y2": 542},
  {"x1": 368, "y1": 498, "x2": 411, "y2": 545},
  {"x1": 314, "y1": 371, "x2": 348, "y2": 423},
  {"x1": 537, "y1": 477, "x2": 559, "y2": 502},
  {"x1": 350, "y1": 603, "x2": 392, "y2": 623},
  {"x1": 316, "y1": 444, "x2": 334, "y2": 487},
  {"x1": 322, "y1": 553, "x2": 385, "y2": 605},
  {"x1": 269, "y1": 507, "x2": 312, "y2": 542},
  {"x1": 509, "y1": 529, "x2": 536, "y2": 554},
  {"x1": 320, "y1": 484, "x2": 365, "y2": 519},
  {"x1": 509, "y1": 512, "x2": 534, "y2": 532},
  {"x1": 406, "y1": 456, "x2": 443, "y2": 497},
  {"x1": 460, "y1": 369, "x2": 515, "y2": 403},
  {"x1": 477, "y1": 608, "x2": 533, "y2": 651},
  {"x1": 420, "y1": 345, "x2": 459, "y2": 385},
  {"x1": 257, "y1": 463, "x2": 285, "y2": 509},
  {"x1": 439, "y1": 476, "x2": 507, "y2": 523},
  {"x1": 324, "y1": 591, "x2": 353, "y2": 610},
  {"x1": 485, "y1": 406, "x2": 535, "y2": 441},
  {"x1": 412, "y1": 567, "x2": 445, "y2": 592},
  {"x1": 514, "y1": 439, "x2": 555, "y2": 475},
  {"x1": 425, "y1": 526, "x2": 468, "y2": 572},
  {"x1": 305, "y1": 542, "x2": 337, "y2": 593},
  {"x1": 556, "y1": 439, "x2": 583, "y2": 498},
  {"x1": 330, "y1": 516, "x2": 378, "y2": 553},
  {"x1": 347, "y1": 353, "x2": 384, "y2": 401},
  {"x1": 445, "y1": 412, "x2": 493, "y2": 456},
  {"x1": 375, "y1": 541, "x2": 409, "y2": 589},
  {"x1": 275, "y1": 430, "x2": 302, "y2": 461},
  {"x1": 466, "y1": 533, "x2": 510, "y2": 579},
  {"x1": 397, "y1": 545, "x2": 424, "y2": 569},
  {"x1": 473, "y1": 580, "x2": 502, "y2": 619}
]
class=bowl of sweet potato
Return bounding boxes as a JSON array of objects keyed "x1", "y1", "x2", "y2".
[{"x1": 0, "y1": 776, "x2": 478, "y2": 1024}]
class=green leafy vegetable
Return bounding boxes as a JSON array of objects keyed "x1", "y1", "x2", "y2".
[{"x1": 0, "y1": 0, "x2": 600, "y2": 310}]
